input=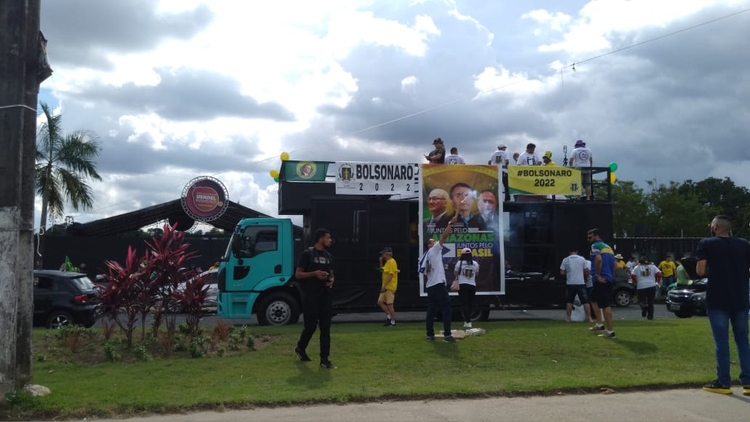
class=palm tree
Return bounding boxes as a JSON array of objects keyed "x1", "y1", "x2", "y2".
[{"x1": 36, "y1": 102, "x2": 102, "y2": 233}]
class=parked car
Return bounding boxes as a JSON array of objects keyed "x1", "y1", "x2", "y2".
[
  {"x1": 166, "y1": 269, "x2": 218, "y2": 313},
  {"x1": 33, "y1": 270, "x2": 98, "y2": 329},
  {"x1": 665, "y1": 278, "x2": 707, "y2": 318}
]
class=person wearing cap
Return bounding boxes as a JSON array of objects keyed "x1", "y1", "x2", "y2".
[
  {"x1": 488, "y1": 145, "x2": 510, "y2": 201},
  {"x1": 377, "y1": 247, "x2": 399, "y2": 327},
  {"x1": 542, "y1": 151, "x2": 556, "y2": 166},
  {"x1": 631, "y1": 256, "x2": 661, "y2": 320},
  {"x1": 516, "y1": 143, "x2": 542, "y2": 166},
  {"x1": 445, "y1": 147, "x2": 465, "y2": 164},
  {"x1": 570, "y1": 140, "x2": 593, "y2": 200},
  {"x1": 452, "y1": 247, "x2": 480, "y2": 328},
  {"x1": 614, "y1": 254, "x2": 628, "y2": 272},
  {"x1": 425, "y1": 138, "x2": 446, "y2": 164}
]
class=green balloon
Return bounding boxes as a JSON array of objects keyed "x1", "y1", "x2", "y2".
[
  {"x1": 273, "y1": 177, "x2": 280, "y2": 183},
  {"x1": 609, "y1": 162, "x2": 618, "y2": 172}
]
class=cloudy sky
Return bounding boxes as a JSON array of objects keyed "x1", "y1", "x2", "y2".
[{"x1": 38, "y1": 0, "x2": 750, "y2": 229}]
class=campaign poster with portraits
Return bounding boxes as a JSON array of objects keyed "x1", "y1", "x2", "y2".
[{"x1": 420, "y1": 164, "x2": 505, "y2": 295}]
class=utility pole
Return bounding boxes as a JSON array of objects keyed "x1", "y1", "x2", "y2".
[{"x1": 0, "y1": 0, "x2": 41, "y2": 394}]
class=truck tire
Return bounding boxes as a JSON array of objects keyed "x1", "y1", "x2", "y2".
[
  {"x1": 257, "y1": 292, "x2": 300, "y2": 326},
  {"x1": 613, "y1": 289, "x2": 632, "y2": 307},
  {"x1": 470, "y1": 308, "x2": 491, "y2": 322}
]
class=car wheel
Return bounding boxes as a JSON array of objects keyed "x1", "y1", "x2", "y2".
[
  {"x1": 674, "y1": 312, "x2": 693, "y2": 318},
  {"x1": 257, "y1": 292, "x2": 300, "y2": 326},
  {"x1": 166, "y1": 300, "x2": 183, "y2": 314},
  {"x1": 47, "y1": 311, "x2": 73, "y2": 329},
  {"x1": 613, "y1": 289, "x2": 631, "y2": 307}
]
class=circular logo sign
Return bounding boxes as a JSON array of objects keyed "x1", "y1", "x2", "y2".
[
  {"x1": 296, "y1": 161, "x2": 317, "y2": 180},
  {"x1": 181, "y1": 176, "x2": 229, "y2": 222}
]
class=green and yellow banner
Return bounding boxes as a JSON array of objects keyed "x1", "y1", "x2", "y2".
[
  {"x1": 283, "y1": 161, "x2": 328, "y2": 182},
  {"x1": 508, "y1": 166, "x2": 582, "y2": 195}
]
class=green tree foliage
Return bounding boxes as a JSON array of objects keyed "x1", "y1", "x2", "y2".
[
  {"x1": 612, "y1": 177, "x2": 749, "y2": 237},
  {"x1": 36, "y1": 102, "x2": 102, "y2": 231},
  {"x1": 611, "y1": 181, "x2": 648, "y2": 237}
]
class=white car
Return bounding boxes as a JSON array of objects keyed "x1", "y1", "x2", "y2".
[{"x1": 166, "y1": 269, "x2": 218, "y2": 313}]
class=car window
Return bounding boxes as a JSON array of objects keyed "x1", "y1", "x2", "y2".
[
  {"x1": 70, "y1": 276, "x2": 95, "y2": 291},
  {"x1": 35, "y1": 277, "x2": 56, "y2": 291}
]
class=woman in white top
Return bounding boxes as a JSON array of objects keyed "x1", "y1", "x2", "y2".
[
  {"x1": 631, "y1": 256, "x2": 661, "y2": 320},
  {"x1": 452, "y1": 247, "x2": 480, "y2": 328}
]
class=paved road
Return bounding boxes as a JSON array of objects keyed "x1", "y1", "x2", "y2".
[{"x1": 68, "y1": 389, "x2": 749, "y2": 422}]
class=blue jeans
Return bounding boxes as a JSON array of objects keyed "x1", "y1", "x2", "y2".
[
  {"x1": 707, "y1": 308, "x2": 750, "y2": 386},
  {"x1": 426, "y1": 284, "x2": 452, "y2": 337}
]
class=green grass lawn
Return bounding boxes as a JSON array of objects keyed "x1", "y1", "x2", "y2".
[{"x1": 4, "y1": 317, "x2": 731, "y2": 419}]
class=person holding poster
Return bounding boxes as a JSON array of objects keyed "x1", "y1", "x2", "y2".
[
  {"x1": 420, "y1": 214, "x2": 458, "y2": 343},
  {"x1": 421, "y1": 164, "x2": 504, "y2": 294}
]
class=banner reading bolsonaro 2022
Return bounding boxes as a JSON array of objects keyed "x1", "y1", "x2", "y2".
[{"x1": 419, "y1": 164, "x2": 505, "y2": 295}]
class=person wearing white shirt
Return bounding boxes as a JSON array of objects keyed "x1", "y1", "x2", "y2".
[
  {"x1": 419, "y1": 214, "x2": 458, "y2": 342},
  {"x1": 570, "y1": 140, "x2": 593, "y2": 200},
  {"x1": 516, "y1": 143, "x2": 542, "y2": 166},
  {"x1": 630, "y1": 257, "x2": 661, "y2": 320},
  {"x1": 560, "y1": 248, "x2": 592, "y2": 323},
  {"x1": 452, "y1": 247, "x2": 480, "y2": 328},
  {"x1": 488, "y1": 144, "x2": 510, "y2": 201},
  {"x1": 445, "y1": 147, "x2": 465, "y2": 164}
]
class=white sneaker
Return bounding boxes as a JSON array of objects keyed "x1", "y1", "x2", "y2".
[{"x1": 463, "y1": 322, "x2": 472, "y2": 328}]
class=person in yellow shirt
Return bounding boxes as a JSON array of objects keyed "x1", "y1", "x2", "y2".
[
  {"x1": 658, "y1": 255, "x2": 677, "y2": 295},
  {"x1": 542, "y1": 151, "x2": 557, "y2": 166},
  {"x1": 614, "y1": 254, "x2": 628, "y2": 273},
  {"x1": 377, "y1": 247, "x2": 399, "y2": 327}
]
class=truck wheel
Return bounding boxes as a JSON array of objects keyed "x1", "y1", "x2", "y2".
[
  {"x1": 257, "y1": 293, "x2": 299, "y2": 326},
  {"x1": 470, "y1": 308, "x2": 491, "y2": 322},
  {"x1": 674, "y1": 312, "x2": 693, "y2": 318},
  {"x1": 613, "y1": 289, "x2": 631, "y2": 307}
]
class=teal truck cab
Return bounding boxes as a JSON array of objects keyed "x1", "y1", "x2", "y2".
[{"x1": 218, "y1": 161, "x2": 626, "y2": 325}]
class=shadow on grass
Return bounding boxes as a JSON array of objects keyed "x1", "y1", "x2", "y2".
[
  {"x1": 286, "y1": 361, "x2": 333, "y2": 389},
  {"x1": 612, "y1": 338, "x2": 659, "y2": 355}
]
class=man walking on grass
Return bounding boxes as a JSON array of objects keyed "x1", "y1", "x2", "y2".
[
  {"x1": 696, "y1": 215, "x2": 750, "y2": 395},
  {"x1": 587, "y1": 228, "x2": 616, "y2": 339}
]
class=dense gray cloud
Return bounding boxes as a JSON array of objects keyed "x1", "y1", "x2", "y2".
[
  {"x1": 41, "y1": 0, "x2": 214, "y2": 70},
  {"x1": 73, "y1": 68, "x2": 295, "y2": 122}
]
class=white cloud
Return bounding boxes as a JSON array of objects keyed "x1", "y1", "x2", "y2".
[{"x1": 401, "y1": 75, "x2": 420, "y2": 92}]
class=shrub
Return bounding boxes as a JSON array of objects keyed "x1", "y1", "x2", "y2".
[{"x1": 132, "y1": 344, "x2": 153, "y2": 362}]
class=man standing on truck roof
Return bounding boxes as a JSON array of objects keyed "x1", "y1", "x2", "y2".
[
  {"x1": 425, "y1": 138, "x2": 446, "y2": 164},
  {"x1": 419, "y1": 213, "x2": 459, "y2": 343},
  {"x1": 587, "y1": 228, "x2": 617, "y2": 339},
  {"x1": 695, "y1": 215, "x2": 750, "y2": 395},
  {"x1": 377, "y1": 247, "x2": 399, "y2": 327},
  {"x1": 294, "y1": 228, "x2": 337, "y2": 369}
]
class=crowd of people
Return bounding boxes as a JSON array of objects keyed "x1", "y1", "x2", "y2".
[{"x1": 425, "y1": 137, "x2": 595, "y2": 201}]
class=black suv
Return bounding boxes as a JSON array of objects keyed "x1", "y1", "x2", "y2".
[
  {"x1": 33, "y1": 270, "x2": 98, "y2": 329},
  {"x1": 665, "y1": 278, "x2": 707, "y2": 318}
]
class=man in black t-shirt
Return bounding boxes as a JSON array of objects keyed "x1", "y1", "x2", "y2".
[
  {"x1": 696, "y1": 215, "x2": 750, "y2": 395},
  {"x1": 294, "y1": 228, "x2": 336, "y2": 369}
]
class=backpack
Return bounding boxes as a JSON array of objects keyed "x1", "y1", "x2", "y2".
[{"x1": 307, "y1": 246, "x2": 332, "y2": 269}]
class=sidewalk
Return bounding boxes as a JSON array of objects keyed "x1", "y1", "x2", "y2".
[{"x1": 71, "y1": 388, "x2": 750, "y2": 422}]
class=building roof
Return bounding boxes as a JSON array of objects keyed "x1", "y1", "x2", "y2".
[{"x1": 66, "y1": 199, "x2": 273, "y2": 237}]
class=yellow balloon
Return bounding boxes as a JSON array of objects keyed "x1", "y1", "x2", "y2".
[
  {"x1": 280, "y1": 152, "x2": 290, "y2": 161},
  {"x1": 270, "y1": 169, "x2": 280, "y2": 179},
  {"x1": 609, "y1": 172, "x2": 617, "y2": 183}
]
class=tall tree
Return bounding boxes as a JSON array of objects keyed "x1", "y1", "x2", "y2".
[
  {"x1": 645, "y1": 180, "x2": 720, "y2": 237},
  {"x1": 36, "y1": 102, "x2": 102, "y2": 232},
  {"x1": 611, "y1": 181, "x2": 648, "y2": 237}
]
